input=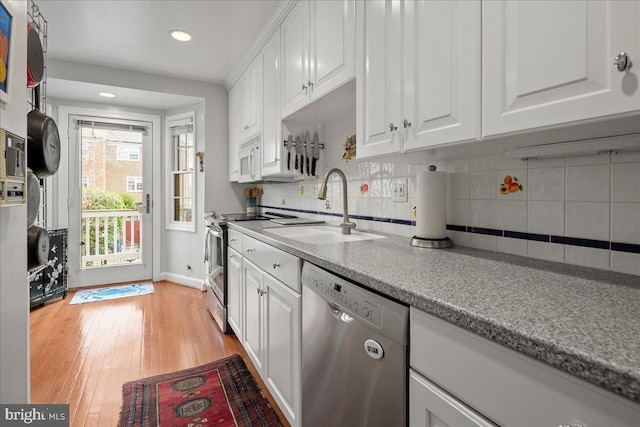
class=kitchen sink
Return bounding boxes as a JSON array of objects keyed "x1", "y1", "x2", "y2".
[{"x1": 264, "y1": 225, "x2": 386, "y2": 244}]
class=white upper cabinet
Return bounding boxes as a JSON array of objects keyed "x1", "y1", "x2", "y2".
[
  {"x1": 483, "y1": 0, "x2": 640, "y2": 137},
  {"x1": 262, "y1": 29, "x2": 282, "y2": 177},
  {"x1": 356, "y1": 0, "x2": 404, "y2": 158},
  {"x1": 357, "y1": 0, "x2": 481, "y2": 159},
  {"x1": 242, "y1": 56, "x2": 263, "y2": 140},
  {"x1": 281, "y1": 0, "x2": 356, "y2": 118},
  {"x1": 228, "y1": 83, "x2": 241, "y2": 181},
  {"x1": 403, "y1": 0, "x2": 480, "y2": 151}
]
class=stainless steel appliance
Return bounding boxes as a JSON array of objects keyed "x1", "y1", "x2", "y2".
[
  {"x1": 238, "y1": 135, "x2": 261, "y2": 183},
  {"x1": 301, "y1": 262, "x2": 409, "y2": 427},
  {"x1": 204, "y1": 211, "x2": 297, "y2": 333}
]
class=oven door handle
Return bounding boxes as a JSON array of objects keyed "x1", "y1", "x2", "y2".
[{"x1": 208, "y1": 227, "x2": 223, "y2": 239}]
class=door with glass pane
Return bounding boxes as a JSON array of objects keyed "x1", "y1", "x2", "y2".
[{"x1": 68, "y1": 116, "x2": 153, "y2": 287}]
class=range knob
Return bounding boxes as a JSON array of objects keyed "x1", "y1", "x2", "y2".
[{"x1": 362, "y1": 307, "x2": 370, "y2": 318}]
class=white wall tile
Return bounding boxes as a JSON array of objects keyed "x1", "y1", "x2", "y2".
[
  {"x1": 612, "y1": 151, "x2": 640, "y2": 163},
  {"x1": 566, "y1": 153, "x2": 610, "y2": 166},
  {"x1": 470, "y1": 200, "x2": 496, "y2": 228},
  {"x1": 528, "y1": 168, "x2": 565, "y2": 201},
  {"x1": 448, "y1": 199, "x2": 470, "y2": 226},
  {"x1": 471, "y1": 171, "x2": 497, "y2": 200},
  {"x1": 566, "y1": 164, "x2": 610, "y2": 202},
  {"x1": 611, "y1": 203, "x2": 640, "y2": 244},
  {"x1": 470, "y1": 234, "x2": 497, "y2": 251},
  {"x1": 470, "y1": 155, "x2": 495, "y2": 172},
  {"x1": 611, "y1": 252, "x2": 640, "y2": 276},
  {"x1": 565, "y1": 246, "x2": 610, "y2": 270},
  {"x1": 447, "y1": 230, "x2": 470, "y2": 247},
  {"x1": 448, "y1": 172, "x2": 470, "y2": 199},
  {"x1": 527, "y1": 157, "x2": 566, "y2": 168},
  {"x1": 528, "y1": 201, "x2": 564, "y2": 236},
  {"x1": 496, "y1": 155, "x2": 527, "y2": 170},
  {"x1": 528, "y1": 241, "x2": 565, "y2": 262},
  {"x1": 497, "y1": 237, "x2": 528, "y2": 256},
  {"x1": 611, "y1": 163, "x2": 640, "y2": 203},
  {"x1": 497, "y1": 200, "x2": 527, "y2": 232},
  {"x1": 447, "y1": 158, "x2": 469, "y2": 173},
  {"x1": 566, "y1": 202, "x2": 610, "y2": 241}
]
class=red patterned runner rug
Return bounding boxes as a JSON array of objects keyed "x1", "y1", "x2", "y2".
[{"x1": 118, "y1": 354, "x2": 282, "y2": 427}]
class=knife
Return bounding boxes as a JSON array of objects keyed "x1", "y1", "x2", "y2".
[
  {"x1": 311, "y1": 132, "x2": 320, "y2": 177},
  {"x1": 294, "y1": 135, "x2": 302, "y2": 171},
  {"x1": 304, "y1": 131, "x2": 311, "y2": 175},
  {"x1": 299, "y1": 134, "x2": 305, "y2": 175},
  {"x1": 286, "y1": 135, "x2": 293, "y2": 170}
]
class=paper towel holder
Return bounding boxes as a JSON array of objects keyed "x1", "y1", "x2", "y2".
[{"x1": 411, "y1": 236, "x2": 453, "y2": 249}]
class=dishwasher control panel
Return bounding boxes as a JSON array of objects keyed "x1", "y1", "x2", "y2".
[{"x1": 305, "y1": 265, "x2": 383, "y2": 328}]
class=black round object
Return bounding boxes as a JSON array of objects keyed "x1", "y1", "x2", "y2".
[
  {"x1": 27, "y1": 109, "x2": 61, "y2": 178},
  {"x1": 27, "y1": 24, "x2": 44, "y2": 87},
  {"x1": 27, "y1": 225, "x2": 49, "y2": 270},
  {"x1": 26, "y1": 169, "x2": 41, "y2": 227}
]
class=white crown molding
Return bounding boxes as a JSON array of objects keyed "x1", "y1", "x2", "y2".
[{"x1": 224, "y1": 0, "x2": 298, "y2": 90}]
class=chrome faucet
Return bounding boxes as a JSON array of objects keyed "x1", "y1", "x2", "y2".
[{"x1": 318, "y1": 168, "x2": 356, "y2": 235}]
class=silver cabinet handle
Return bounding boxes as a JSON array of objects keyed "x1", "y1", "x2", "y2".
[
  {"x1": 558, "y1": 424, "x2": 584, "y2": 427},
  {"x1": 614, "y1": 52, "x2": 631, "y2": 72},
  {"x1": 302, "y1": 83, "x2": 307, "y2": 90},
  {"x1": 403, "y1": 118, "x2": 411, "y2": 128},
  {"x1": 229, "y1": 254, "x2": 235, "y2": 258},
  {"x1": 389, "y1": 122, "x2": 398, "y2": 132},
  {"x1": 308, "y1": 80, "x2": 314, "y2": 90},
  {"x1": 229, "y1": 238, "x2": 237, "y2": 242},
  {"x1": 272, "y1": 262, "x2": 280, "y2": 269},
  {"x1": 246, "y1": 248, "x2": 254, "y2": 253}
]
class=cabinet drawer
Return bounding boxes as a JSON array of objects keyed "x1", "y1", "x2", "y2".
[
  {"x1": 228, "y1": 229, "x2": 243, "y2": 253},
  {"x1": 410, "y1": 308, "x2": 640, "y2": 427},
  {"x1": 242, "y1": 234, "x2": 300, "y2": 292}
]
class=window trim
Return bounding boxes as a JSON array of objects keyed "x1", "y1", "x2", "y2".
[
  {"x1": 126, "y1": 176, "x2": 143, "y2": 193},
  {"x1": 165, "y1": 111, "x2": 196, "y2": 232}
]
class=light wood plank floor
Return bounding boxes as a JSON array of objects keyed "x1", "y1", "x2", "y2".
[{"x1": 30, "y1": 281, "x2": 289, "y2": 427}]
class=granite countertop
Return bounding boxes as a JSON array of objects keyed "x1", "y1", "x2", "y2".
[{"x1": 229, "y1": 220, "x2": 640, "y2": 404}]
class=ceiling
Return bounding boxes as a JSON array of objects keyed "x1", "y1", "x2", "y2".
[{"x1": 37, "y1": 0, "x2": 281, "y2": 108}]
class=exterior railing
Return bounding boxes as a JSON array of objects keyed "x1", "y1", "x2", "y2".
[{"x1": 81, "y1": 209, "x2": 142, "y2": 267}]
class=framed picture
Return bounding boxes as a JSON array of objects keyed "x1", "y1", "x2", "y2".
[{"x1": 0, "y1": 0, "x2": 13, "y2": 104}]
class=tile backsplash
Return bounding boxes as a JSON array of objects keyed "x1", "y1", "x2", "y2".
[{"x1": 260, "y1": 114, "x2": 640, "y2": 276}]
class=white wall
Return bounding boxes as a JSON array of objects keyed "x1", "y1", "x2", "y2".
[
  {"x1": 46, "y1": 60, "x2": 243, "y2": 288},
  {"x1": 0, "y1": 0, "x2": 29, "y2": 403}
]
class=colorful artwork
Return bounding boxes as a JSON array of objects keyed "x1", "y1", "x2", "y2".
[
  {"x1": 281, "y1": 198, "x2": 286, "y2": 206},
  {"x1": 0, "y1": 0, "x2": 12, "y2": 102},
  {"x1": 343, "y1": 134, "x2": 356, "y2": 161},
  {"x1": 499, "y1": 175, "x2": 523, "y2": 195},
  {"x1": 300, "y1": 186, "x2": 304, "y2": 196},
  {"x1": 360, "y1": 183, "x2": 369, "y2": 195},
  {"x1": 325, "y1": 201, "x2": 331, "y2": 211}
]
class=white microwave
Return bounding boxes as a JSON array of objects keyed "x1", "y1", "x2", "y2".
[{"x1": 238, "y1": 135, "x2": 262, "y2": 183}]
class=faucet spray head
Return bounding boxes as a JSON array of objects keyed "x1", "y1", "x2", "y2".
[{"x1": 318, "y1": 183, "x2": 327, "y2": 200}]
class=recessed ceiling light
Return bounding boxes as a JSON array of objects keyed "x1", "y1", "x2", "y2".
[
  {"x1": 169, "y1": 30, "x2": 192, "y2": 42},
  {"x1": 98, "y1": 92, "x2": 117, "y2": 98}
]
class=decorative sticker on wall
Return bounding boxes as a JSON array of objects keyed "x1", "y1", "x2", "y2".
[
  {"x1": 343, "y1": 134, "x2": 356, "y2": 162},
  {"x1": 499, "y1": 175, "x2": 523, "y2": 195},
  {"x1": 360, "y1": 183, "x2": 369, "y2": 195},
  {"x1": 325, "y1": 201, "x2": 331, "y2": 211},
  {"x1": 281, "y1": 198, "x2": 286, "y2": 206},
  {"x1": 196, "y1": 151, "x2": 204, "y2": 172},
  {"x1": 300, "y1": 186, "x2": 304, "y2": 196},
  {"x1": 412, "y1": 206, "x2": 417, "y2": 218}
]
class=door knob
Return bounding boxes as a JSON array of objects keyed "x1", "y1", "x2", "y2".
[
  {"x1": 614, "y1": 52, "x2": 631, "y2": 72},
  {"x1": 403, "y1": 118, "x2": 411, "y2": 128},
  {"x1": 389, "y1": 122, "x2": 398, "y2": 132}
]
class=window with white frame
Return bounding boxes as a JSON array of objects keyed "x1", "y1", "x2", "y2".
[
  {"x1": 117, "y1": 145, "x2": 140, "y2": 161},
  {"x1": 166, "y1": 113, "x2": 195, "y2": 231},
  {"x1": 126, "y1": 176, "x2": 143, "y2": 192}
]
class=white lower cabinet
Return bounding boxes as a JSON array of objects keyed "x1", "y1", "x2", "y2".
[
  {"x1": 227, "y1": 247, "x2": 243, "y2": 342},
  {"x1": 237, "y1": 232, "x2": 302, "y2": 427},
  {"x1": 410, "y1": 308, "x2": 640, "y2": 427},
  {"x1": 410, "y1": 369, "x2": 495, "y2": 427}
]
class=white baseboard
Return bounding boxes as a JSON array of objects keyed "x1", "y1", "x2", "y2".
[{"x1": 159, "y1": 272, "x2": 205, "y2": 291}]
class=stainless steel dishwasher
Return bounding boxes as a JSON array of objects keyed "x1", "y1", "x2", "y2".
[{"x1": 301, "y1": 262, "x2": 409, "y2": 427}]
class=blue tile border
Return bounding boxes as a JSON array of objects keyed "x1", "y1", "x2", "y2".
[{"x1": 258, "y1": 205, "x2": 640, "y2": 254}]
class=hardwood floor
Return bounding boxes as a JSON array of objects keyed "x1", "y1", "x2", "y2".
[{"x1": 30, "y1": 281, "x2": 290, "y2": 427}]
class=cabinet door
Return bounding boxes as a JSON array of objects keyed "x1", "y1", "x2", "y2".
[
  {"x1": 309, "y1": 0, "x2": 355, "y2": 101},
  {"x1": 246, "y1": 55, "x2": 263, "y2": 139},
  {"x1": 243, "y1": 259, "x2": 264, "y2": 373},
  {"x1": 281, "y1": 0, "x2": 310, "y2": 118},
  {"x1": 228, "y1": 83, "x2": 241, "y2": 181},
  {"x1": 261, "y1": 29, "x2": 284, "y2": 177},
  {"x1": 410, "y1": 369, "x2": 496, "y2": 427},
  {"x1": 483, "y1": 0, "x2": 640, "y2": 137},
  {"x1": 356, "y1": 0, "x2": 404, "y2": 159},
  {"x1": 227, "y1": 247, "x2": 243, "y2": 340},
  {"x1": 264, "y1": 273, "x2": 301, "y2": 427},
  {"x1": 403, "y1": 0, "x2": 480, "y2": 151}
]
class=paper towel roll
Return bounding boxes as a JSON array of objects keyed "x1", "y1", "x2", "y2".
[{"x1": 416, "y1": 169, "x2": 447, "y2": 239}]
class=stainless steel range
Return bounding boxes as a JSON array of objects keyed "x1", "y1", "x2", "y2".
[{"x1": 204, "y1": 211, "x2": 296, "y2": 333}]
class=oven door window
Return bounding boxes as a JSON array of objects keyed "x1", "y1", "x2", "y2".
[{"x1": 206, "y1": 229, "x2": 224, "y2": 297}]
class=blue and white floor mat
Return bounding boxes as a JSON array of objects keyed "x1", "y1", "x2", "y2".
[{"x1": 69, "y1": 282, "x2": 154, "y2": 305}]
